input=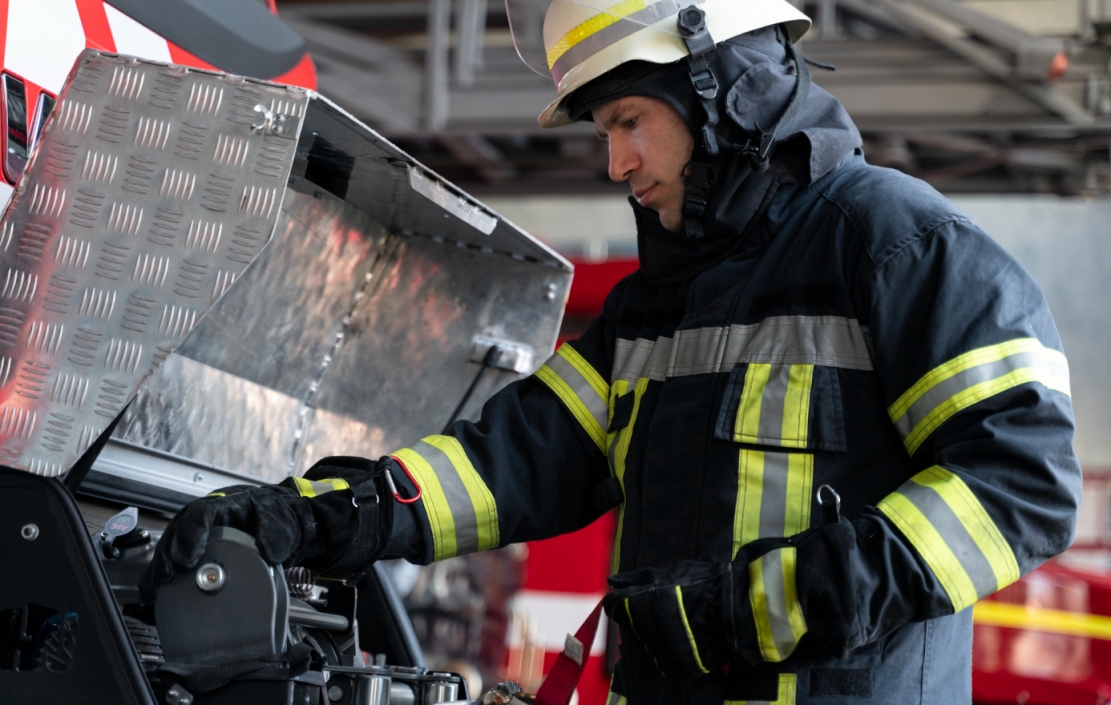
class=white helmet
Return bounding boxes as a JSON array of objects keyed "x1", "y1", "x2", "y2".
[{"x1": 507, "y1": 0, "x2": 812, "y2": 127}]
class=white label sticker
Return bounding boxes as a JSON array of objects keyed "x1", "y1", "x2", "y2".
[{"x1": 564, "y1": 633, "x2": 584, "y2": 666}]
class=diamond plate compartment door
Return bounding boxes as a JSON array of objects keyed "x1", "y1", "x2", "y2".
[{"x1": 0, "y1": 50, "x2": 307, "y2": 477}]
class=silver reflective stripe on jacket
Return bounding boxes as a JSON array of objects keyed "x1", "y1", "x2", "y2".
[{"x1": 612, "y1": 316, "x2": 873, "y2": 383}]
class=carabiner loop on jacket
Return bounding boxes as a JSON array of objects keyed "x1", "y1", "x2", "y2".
[
  {"x1": 816, "y1": 484, "x2": 841, "y2": 525},
  {"x1": 386, "y1": 456, "x2": 423, "y2": 505}
]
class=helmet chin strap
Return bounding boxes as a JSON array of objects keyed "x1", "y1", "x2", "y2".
[{"x1": 676, "y1": 6, "x2": 813, "y2": 240}]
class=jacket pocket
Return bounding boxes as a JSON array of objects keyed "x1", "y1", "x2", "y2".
[{"x1": 714, "y1": 362, "x2": 846, "y2": 451}]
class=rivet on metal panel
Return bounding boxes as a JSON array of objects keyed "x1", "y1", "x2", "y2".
[
  {"x1": 20, "y1": 524, "x2": 38, "y2": 541},
  {"x1": 545, "y1": 282, "x2": 558, "y2": 301},
  {"x1": 193, "y1": 472, "x2": 204, "y2": 483},
  {"x1": 250, "y1": 105, "x2": 286, "y2": 136}
]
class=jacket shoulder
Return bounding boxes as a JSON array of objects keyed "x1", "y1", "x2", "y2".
[{"x1": 815, "y1": 161, "x2": 975, "y2": 269}]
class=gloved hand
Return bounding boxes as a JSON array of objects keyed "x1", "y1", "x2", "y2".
[
  {"x1": 604, "y1": 520, "x2": 861, "y2": 680},
  {"x1": 140, "y1": 456, "x2": 394, "y2": 599},
  {"x1": 603, "y1": 559, "x2": 742, "y2": 680}
]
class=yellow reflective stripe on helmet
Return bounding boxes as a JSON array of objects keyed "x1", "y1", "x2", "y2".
[
  {"x1": 535, "y1": 345, "x2": 609, "y2": 453},
  {"x1": 547, "y1": 0, "x2": 646, "y2": 69},
  {"x1": 292, "y1": 476, "x2": 351, "y2": 498},
  {"x1": 393, "y1": 437, "x2": 500, "y2": 562},
  {"x1": 749, "y1": 547, "x2": 807, "y2": 663},
  {"x1": 673, "y1": 585, "x2": 709, "y2": 674},
  {"x1": 724, "y1": 673, "x2": 798, "y2": 705},
  {"x1": 207, "y1": 491, "x2": 226, "y2": 497},
  {"x1": 889, "y1": 338, "x2": 1070, "y2": 456},
  {"x1": 878, "y1": 466, "x2": 1020, "y2": 613}
]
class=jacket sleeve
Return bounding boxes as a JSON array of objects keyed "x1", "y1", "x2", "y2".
[
  {"x1": 748, "y1": 215, "x2": 1083, "y2": 664},
  {"x1": 386, "y1": 303, "x2": 618, "y2": 565}
]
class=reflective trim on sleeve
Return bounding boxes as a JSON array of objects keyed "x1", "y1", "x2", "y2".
[
  {"x1": 724, "y1": 673, "x2": 798, "y2": 705},
  {"x1": 889, "y1": 338, "x2": 1070, "y2": 456},
  {"x1": 749, "y1": 547, "x2": 807, "y2": 663},
  {"x1": 535, "y1": 344, "x2": 610, "y2": 453},
  {"x1": 878, "y1": 466, "x2": 1020, "y2": 613},
  {"x1": 392, "y1": 436, "x2": 500, "y2": 562},
  {"x1": 612, "y1": 316, "x2": 873, "y2": 383},
  {"x1": 674, "y1": 585, "x2": 710, "y2": 675},
  {"x1": 292, "y1": 476, "x2": 350, "y2": 498},
  {"x1": 606, "y1": 691, "x2": 627, "y2": 705}
]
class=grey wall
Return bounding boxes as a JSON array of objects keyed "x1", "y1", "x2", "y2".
[{"x1": 953, "y1": 196, "x2": 1111, "y2": 469}]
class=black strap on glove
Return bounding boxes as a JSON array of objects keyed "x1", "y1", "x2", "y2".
[{"x1": 140, "y1": 456, "x2": 398, "y2": 599}]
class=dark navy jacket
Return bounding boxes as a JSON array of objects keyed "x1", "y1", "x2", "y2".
[{"x1": 390, "y1": 150, "x2": 1081, "y2": 704}]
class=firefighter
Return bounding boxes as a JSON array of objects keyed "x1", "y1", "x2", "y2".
[{"x1": 142, "y1": 0, "x2": 1082, "y2": 702}]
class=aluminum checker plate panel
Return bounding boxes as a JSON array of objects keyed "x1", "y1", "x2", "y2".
[{"x1": 0, "y1": 51, "x2": 307, "y2": 477}]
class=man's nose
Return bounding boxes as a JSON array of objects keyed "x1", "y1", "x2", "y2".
[{"x1": 607, "y1": 136, "x2": 639, "y2": 183}]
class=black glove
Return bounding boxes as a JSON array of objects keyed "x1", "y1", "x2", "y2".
[
  {"x1": 604, "y1": 520, "x2": 862, "y2": 680},
  {"x1": 604, "y1": 559, "x2": 743, "y2": 680},
  {"x1": 140, "y1": 456, "x2": 394, "y2": 599}
]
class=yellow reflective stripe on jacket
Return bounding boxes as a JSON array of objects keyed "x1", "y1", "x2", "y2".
[
  {"x1": 733, "y1": 451, "x2": 814, "y2": 559},
  {"x1": 535, "y1": 344, "x2": 609, "y2": 453},
  {"x1": 889, "y1": 338, "x2": 1070, "y2": 455},
  {"x1": 610, "y1": 377, "x2": 649, "y2": 574},
  {"x1": 393, "y1": 436, "x2": 500, "y2": 562},
  {"x1": 878, "y1": 466, "x2": 1020, "y2": 613},
  {"x1": 674, "y1": 585, "x2": 710, "y2": 674},
  {"x1": 291, "y1": 476, "x2": 350, "y2": 498},
  {"x1": 733, "y1": 363, "x2": 814, "y2": 447},
  {"x1": 606, "y1": 690, "x2": 628, "y2": 705},
  {"x1": 732, "y1": 363, "x2": 815, "y2": 559},
  {"x1": 724, "y1": 673, "x2": 798, "y2": 705},
  {"x1": 749, "y1": 547, "x2": 807, "y2": 663}
]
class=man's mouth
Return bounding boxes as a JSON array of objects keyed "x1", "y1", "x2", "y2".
[{"x1": 633, "y1": 184, "x2": 657, "y2": 206}]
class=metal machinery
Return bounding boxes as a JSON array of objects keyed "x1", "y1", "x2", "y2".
[{"x1": 0, "y1": 50, "x2": 570, "y2": 704}]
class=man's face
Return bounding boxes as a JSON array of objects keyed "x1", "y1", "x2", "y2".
[{"x1": 593, "y1": 95, "x2": 695, "y2": 232}]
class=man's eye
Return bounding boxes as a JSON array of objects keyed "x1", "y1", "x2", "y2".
[{"x1": 624, "y1": 117, "x2": 638, "y2": 129}]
